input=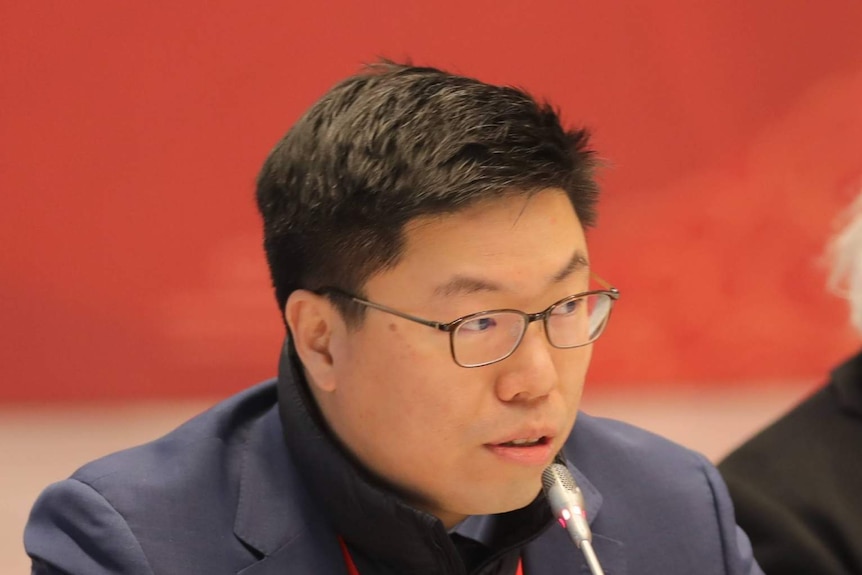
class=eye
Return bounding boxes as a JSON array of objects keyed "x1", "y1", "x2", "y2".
[
  {"x1": 459, "y1": 315, "x2": 498, "y2": 333},
  {"x1": 552, "y1": 298, "x2": 581, "y2": 316}
]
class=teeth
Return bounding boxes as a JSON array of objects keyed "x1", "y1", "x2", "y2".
[{"x1": 507, "y1": 437, "x2": 542, "y2": 446}]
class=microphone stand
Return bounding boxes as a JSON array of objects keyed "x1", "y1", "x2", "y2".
[{"x1": 578, "y1": 539, "x2": 605, "y2": 575}]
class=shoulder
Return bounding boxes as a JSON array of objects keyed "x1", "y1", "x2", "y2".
[
  {"x1": 718, "y1": 383, "x2": 832, "y2": 477},
  {"x1": 570, "y1": 412, "x2": 730, "y2": 525},
  {"x1": 562, "y1": 413, "x2": 761, "y2": 575},
  {"x1": 718, "y1": 364, "x2": 860, "y2": 488},
  {"x1": 26, "y1": 477, "x2": 155, "y2": 574},
  {"x1": 568, "y1": 413, "x2": 728, "y2": 515},
  {"x1": 25, "y1": 380, "x2": 282, "y2": 574},
  {"x1": 717, "y1": 364, "x2": 862, "y2": 574}
]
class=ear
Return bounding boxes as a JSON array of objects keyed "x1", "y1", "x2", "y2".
[{"x1": 284, "y1": 290, "x2": 341, "y2": 392}]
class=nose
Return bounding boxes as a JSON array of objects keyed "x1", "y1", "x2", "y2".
[{"x1": 493, "y1": 321, "x2": 558, "y2": 403}]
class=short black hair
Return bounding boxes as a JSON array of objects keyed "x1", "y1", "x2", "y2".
[{"x1": 256, "y1": 61, "x2": 599, "y2": 323}]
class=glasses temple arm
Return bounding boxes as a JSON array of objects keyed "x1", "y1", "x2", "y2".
[
  {"x1": 347, "y1": 296, "x2": 450, "y2": 331},
  {"x1": 590, "y1": 272, "x2": 620, "y2": 297}
]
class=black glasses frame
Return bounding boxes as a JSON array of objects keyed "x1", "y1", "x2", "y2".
[{"x1": 317, "y1": 275, "x2": 620, "y2": 368}]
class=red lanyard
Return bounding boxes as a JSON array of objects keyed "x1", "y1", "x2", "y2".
[{"x1": 338, "y1": 536, "x2": 524, "y2": 575}]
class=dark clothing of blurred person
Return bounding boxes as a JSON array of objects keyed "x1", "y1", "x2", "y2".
[{"x1": 719, "y1": 351, "x2": 862, "y2": 575}]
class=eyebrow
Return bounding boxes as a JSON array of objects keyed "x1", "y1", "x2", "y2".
[
  {"x1": 551, "y1": 250, "x2": 590, "y2": 283},
  {"x1": 432, "y1": 250, "x2": 590, "y2": 298},
  {"x1": 433, "y1": 275, "x2": 502, "y2": 298}
]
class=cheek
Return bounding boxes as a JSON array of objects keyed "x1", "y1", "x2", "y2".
[
  {"x1": 331, "y1": 350, "x2": 483, "y2": 500},
  {"x1": 338, "y1": 327, "x2": 471, "y2": 438},
  {"x1": 554, "y1": 346, "x2": 592, "y2": 402}
]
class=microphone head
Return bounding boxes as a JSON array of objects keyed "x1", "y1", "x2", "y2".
[
  {"x1": 542, "y1": 463, "x2": 578, "y2": 494},
  {"x1": 542, "y1": 462, "x2": 592, "y2": 544}
]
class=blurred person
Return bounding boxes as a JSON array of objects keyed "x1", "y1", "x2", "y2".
[
  {"x1": 24, "y1": 62, "x2": 762, "y2": 574},
  {"x1": 719, "y1": 190, "x2": 862, "y2": 574}
]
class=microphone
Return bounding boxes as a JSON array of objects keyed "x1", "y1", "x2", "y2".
[{"x1": 542, "y1": 462, "x2": 606, "y2": 575}]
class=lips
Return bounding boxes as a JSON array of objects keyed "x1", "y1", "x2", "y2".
[
  {"x1": 485, "y1": 428, "x2": 557, "y2": 466},
  {"x1": 489, "y1": 426, "x2": 557, "y2": 448},
  {"x1": 497, "y1": 436, "x2": 549, "y2": 447}
]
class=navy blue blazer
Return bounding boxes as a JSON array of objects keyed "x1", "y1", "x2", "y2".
[{"x1": 25, "y1": 381, "x2": 762, "y2": 574}]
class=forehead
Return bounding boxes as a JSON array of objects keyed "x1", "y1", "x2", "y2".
[
  {"x1": 410, "y1": 187, "x2": 579, "y2": 228},
  {"x1": 368, "y1": 189, "x2": 589, "y2": 299}
]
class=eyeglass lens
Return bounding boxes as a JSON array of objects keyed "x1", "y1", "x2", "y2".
[{"x1": 452, "y1": 293, "x2": 612, "y2": 367}]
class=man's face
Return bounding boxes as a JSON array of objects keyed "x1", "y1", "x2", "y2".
[{"x1": 318, "y1": 189, "x2": 593, "y2": 527}]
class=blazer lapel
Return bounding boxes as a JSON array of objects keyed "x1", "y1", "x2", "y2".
[
  {"x1": 236, "y1": 529, "x2": 347, "y2": 575},
  {"x1": 232, "y1": 407, "x2": 347, "y2": 575}
]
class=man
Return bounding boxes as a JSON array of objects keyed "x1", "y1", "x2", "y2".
[
  {"x1": 25, "y1": 62, "x2": 762, "y2": 574},
  {"x1": 719, "y1": 190, "x2": 862, "y2": 574}
]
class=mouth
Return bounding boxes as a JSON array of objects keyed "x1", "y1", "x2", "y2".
[
  {"x1": 495, "y1": 436, "x2": 551, "y2": 448},
  {"x1": 485, "y1": 434, "x2": 556, "y2": 466}
]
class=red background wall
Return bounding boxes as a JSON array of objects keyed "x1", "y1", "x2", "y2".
[{"x1": 3, "y1": 1, "x2": 862, "y2": 402}]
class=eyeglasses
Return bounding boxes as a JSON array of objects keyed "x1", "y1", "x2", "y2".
[{"x1": 319, "y1": 278, "x2": 619, "y2": 368}]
